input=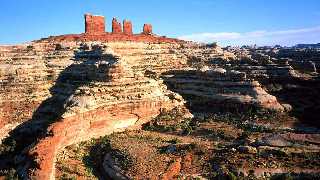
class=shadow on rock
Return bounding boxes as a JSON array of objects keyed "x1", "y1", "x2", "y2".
[
  {"x1": 0, "y1": 44, "x2": 118, "y2": 177},
  {"x1": 161, "y1": 69, "x2": 263, "y2": 115},
  {"x1": 262, "y1": 77, "x2": 320, "y2": 129}
]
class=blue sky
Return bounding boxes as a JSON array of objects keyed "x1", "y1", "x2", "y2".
[{"x1": 0, "y1": 0, "x2": 319, "y2": 46}]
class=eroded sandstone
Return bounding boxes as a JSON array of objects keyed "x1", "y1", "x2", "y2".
[{"x1": 0, "y1": 14, "x2": 288, "y2": 179}]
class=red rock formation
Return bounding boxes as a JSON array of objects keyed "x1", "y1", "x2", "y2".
[
  {"x1": 143, "y1": 24, "x2": 153, "y2": 35},
  {"x1": 28, "y1": 101, "x2": 179, "y2": 179},
  {"x1": 39, "y1": 33, "x2": 184, "y2": 44},
  {"x1": 112, "y1": 18, "x2": 122, "y2": 34},
  {"x1": 35, "y1": 14, "x2": 185, "y2": 44},
  {"x1": 84, "y1": 14, "x2": 105, "y2": 34},
  {"x1": 123, "y1": 20, "x2": 133, "y2": 35}
]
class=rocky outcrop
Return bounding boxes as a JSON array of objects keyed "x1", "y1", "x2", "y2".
[
  {"x1": 0, "y1": 40, "x2": 286, "y2": 179},
  {"x1": 112, "y1": 18, "x2": 123, "y2": 34},
  {"x1": 162, "y1": 68, "x2": 284, "y2": 112},
  {"x1": 143, "y1": 24, "x2": 153, "y2": 35},
  {"x1": 0, "y1": 14, "x2": 287, "y2": 179},
  {"x1": 123, "y1": 20, "x2": 133, "y2": 35},
  {"x1": 221, "y1": 46, "x2": 300, "y2": 81},
  {"x1": 3, "y1": 44, "x2": 184, "y2": 179},
  {"x1": 35, "y1": 14, "x2": 183, "y2": 43},
  {"x1": 233, "y1": 64, "x2": 298, "y2": 80},
  {"x1": 289, "y1": 60, "x2": 318, "y2": 74},
  {"x1": 276, "y1": 48, "x2": 320, "y2": 72},
  {"x1": 85, "y1": 14, "x2": 105, "y2": 35}
]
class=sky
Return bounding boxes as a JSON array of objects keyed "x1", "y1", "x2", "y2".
[{"x1": 0, "y1": 0, "x2": 319, "y2": 46}]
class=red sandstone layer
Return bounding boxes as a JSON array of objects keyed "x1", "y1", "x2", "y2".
[
  {"x1": 26, "y1": 100, "x2": 179, "y2": 179},
  {"x1": 85, "y1": 14, "x2": 105, "y2": 35},
  {"x1": 34, "y1": 13, "x2": 185, "y2": 44},
  {"x1": 36, "y1": 33, "x2": 185, "y2": 44}
]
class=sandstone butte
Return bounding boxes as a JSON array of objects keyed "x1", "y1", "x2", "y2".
[
  {"x1": 0, "y1": 14, "x2": 285, "y2": 179},
  {"x1": 38, "y1": 14, "x2": 184, "y2": 44}
]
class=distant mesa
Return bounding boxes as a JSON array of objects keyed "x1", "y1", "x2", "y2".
[{"x1": 37, "y1": 13, "x2": 181, "y2": 43}]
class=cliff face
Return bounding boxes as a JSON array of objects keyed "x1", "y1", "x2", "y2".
[
  {"x1": 0, "y1": 42, "x2": 185, "y2": 179},
  {"x1": 162, "y1": 69, "x2": 284, "y2": 112},
  {"x1": 0, "y1": 41, "x2": 284, "y2": 179}
]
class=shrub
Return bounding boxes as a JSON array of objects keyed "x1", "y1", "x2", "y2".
[
  {"x1": 55, "y1": 44, "x2": 63, "y2": 51},
  {"x1": 206, "y1": 42, "x2": 218, "y2": 48},
  {"x1": 0, "y1": 168, "x2": 19, "y2": 180}
]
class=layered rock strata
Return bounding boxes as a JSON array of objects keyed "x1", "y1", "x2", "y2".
[
  {"x1": 1, "y1": 41, "x2": 285, "y2": 179},
  {"x1": 1, "y1": 44, "x2": 184, "y2": 179},
  {"x1": 232, "y1": 64, "x2": 297, "y2": 80},
  {"x1": 162, "y1": 69, "x2": 284, "y2": 112}
]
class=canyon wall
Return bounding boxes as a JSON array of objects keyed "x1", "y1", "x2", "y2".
[
  {"x1": 0, "y1": 41, "x2": 285, "y2": 179},
  {"x1": 0, "y1": 43, "x2": 185, "y2": 179}
]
